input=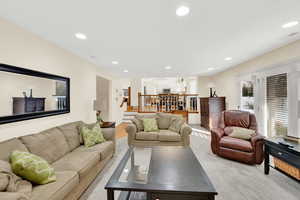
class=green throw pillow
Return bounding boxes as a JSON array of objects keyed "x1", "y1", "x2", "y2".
[
  {"x1": 80, "y1": 123, "x2": 106, "y2": 147},
  {"x1": 229, "y1": 127, "x2": 255, "y2": 140},
  {"x1": 10, "y1": 151, "x2": 56, "y2": 185},
  {"x1": 143, "y1": 118, "x2": 159, "y2": 132}
]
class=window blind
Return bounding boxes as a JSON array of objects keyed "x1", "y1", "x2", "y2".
[{"x1": 266, "y1": 73, "x2": 288, "y2": 137}]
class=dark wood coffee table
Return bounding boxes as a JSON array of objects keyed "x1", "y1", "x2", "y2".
[{"x1": 105, "y1": 146, "x2": 217, "y2": 200}]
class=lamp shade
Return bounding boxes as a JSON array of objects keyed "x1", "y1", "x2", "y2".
[
  {"x1": 207, "y1": 82, "x2": 216, "y2": 88},
  {"x1": 93, "y1": 100, "x2": 102, "y2": 111}
]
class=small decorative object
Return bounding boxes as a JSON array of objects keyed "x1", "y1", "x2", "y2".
[
  {"x1": 22, "y1": 92, "x2": 27, "y2": 98},
  {"x1": 207, "y1": 82, "x2": 216, "y2": 97},
  {"x1": 93, "y1": 100, "x2": 104, "y2": 125},
  {"x1": 212, "y1": 91, "x2": 218, "y2": 97},
  {"x1": 30, "y1": 89, "x2": 33, "y2": 98},
  {"x1": 96, "y1": 110, "x2": 104, "y2": 125}
]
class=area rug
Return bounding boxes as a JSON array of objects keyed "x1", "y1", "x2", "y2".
[{"x1": 80, "y1": 133, "x2": 300, "y2": 200}]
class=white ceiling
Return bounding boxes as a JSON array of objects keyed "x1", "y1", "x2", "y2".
[{"x1": 0, "y1": 0, "x2": 300, "y2": 77}]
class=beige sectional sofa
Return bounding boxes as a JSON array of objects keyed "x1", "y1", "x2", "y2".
[
  {"x1": 0, "y1": 121, "x2": 115, "y2": 200},
  {"x1": 126, "y1": 113, "x2": 192, "y2": 147}
]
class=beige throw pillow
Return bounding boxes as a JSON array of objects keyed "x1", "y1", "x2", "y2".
[
  {"x1": 168, "y1": 117, "x2": 185, "y2": 133},
  {"x1": 0, "y1": 160, "x2": 11, "y2": 191},
  {"x1": 131, "y1": 118, "x2": 144, "y2": 132},
  {"x1": 229, "y1": 127, "x2": 255, "y2": 140}
]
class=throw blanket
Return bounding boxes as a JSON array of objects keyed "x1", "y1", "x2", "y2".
[{"x1": 0, "y1": 160, "x2": 32, "y2": 200}]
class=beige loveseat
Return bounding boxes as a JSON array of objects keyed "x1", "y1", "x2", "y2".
[
  {"x1": 126, "y1": 113, "x2": 192, "y2": 147},
  {"x1": 0, "y1": 121, "x2": 115, "y2": 200}
]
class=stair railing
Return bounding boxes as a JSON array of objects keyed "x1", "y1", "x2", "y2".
[{"x1": 138, "y1": 93, "x2": 198, "y2": 113}]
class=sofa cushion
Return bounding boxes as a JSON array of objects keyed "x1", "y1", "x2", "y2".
[
  {"x1": 20, "y1": 128, "x2": 69, "y2": 164},
  {"x1": 158, "y1": 130, "x2": 181, "y2": 142},
  {"x1": 135, "y1": 114, "x2": 158, "y2": 132},
  {"x1": 31, "y1": 171, "x2": 78, "y2": 200},
  {"x1": 51, "y1": 151, "x2": 99, "y2": 179},
  {"x1": 157, "y1": 113, "x2": 173, "y2": 129},
  {"x1": 73, "y1": 141, "x2": 114, "y2": 161},
  {"x1": 136, "y1": 132, "x2": 158, "y2": 141},
  {"x1": 57, "y1": 121, "x2": 83, "y2": 151},
  {"x1": 224, "y1": 111, "x2": 250, "y2": 128},
  {"x1": 0, "y1": 138, "x2": 29, "y2": 161},
  {"x1": 220, "y1": 136, "x2": 253, "y2": 152}
]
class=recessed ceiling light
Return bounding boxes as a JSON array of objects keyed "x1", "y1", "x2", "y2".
[
  {"x1": 75, "y1": 32, "x2": 87, "y2": 40},
  {"x1": 224, "y1": 57, "x2": 232, "y2": 61},
  {"x1": 282, "y1": 21, "x2": 299, "y2": 29},
  {"x1": 165, "y1": 66, "x2": 172, "y2": 70},
  {"x1": 208, "y1": 67, "x2": 215, "y2": 71},
  {"x1": 112, "y1": 61, "x2": 119, "y2": 65},
  {"x1": 176, "y1": 6, "x2": 190, "y2": 17},
  {"x1": 123, "y1": 70, "x2": 129, "y2": 73}
]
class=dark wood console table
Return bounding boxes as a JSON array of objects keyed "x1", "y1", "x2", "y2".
[{"x1": 264, "y1": 137, "x2": 300, "y2": 180}]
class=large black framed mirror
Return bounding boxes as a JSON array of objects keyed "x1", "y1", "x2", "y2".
[{"x1": 0, "y1": 63, "x2": 70, "y2": 125}]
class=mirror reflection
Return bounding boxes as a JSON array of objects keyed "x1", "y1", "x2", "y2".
[{"x1": 0, "y1": 71, "x2": 67, "y2": 117}]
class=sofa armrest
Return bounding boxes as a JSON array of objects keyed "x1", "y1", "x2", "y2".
[
  {"x1": 126, "y1": 123, "x2": 137, "y2": 146},
  {"x1": 102, "y1": 128, "x2": 115, "y2": 141},
  {"x1": 180, "y1": 123, "x2": 192, "y2": 146}
]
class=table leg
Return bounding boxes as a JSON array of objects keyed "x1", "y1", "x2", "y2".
[
  {"x1": 264, "y1": 145, "x2": 270, "y2": 175},
  {"x1": 107, "y1": 189, "x2": 114, "y2": 200}
]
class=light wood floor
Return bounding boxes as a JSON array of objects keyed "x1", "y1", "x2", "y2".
[{"x1": 115, "y1": 123, "x2": 128, "y2": 139}]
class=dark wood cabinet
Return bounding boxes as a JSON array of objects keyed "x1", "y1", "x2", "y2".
[
  {"x1": 13, "y1": 97, "x2": 45, "y2": 115},
  {"x1": 200, "y1": 97, "x2": 226, "y2": 130}
]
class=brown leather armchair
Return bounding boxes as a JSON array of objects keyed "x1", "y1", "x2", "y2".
[{"x1": 211, "y1": 110, "x2": 264, "y2": 165}]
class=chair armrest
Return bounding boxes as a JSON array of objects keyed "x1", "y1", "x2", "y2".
[
  {"x1": 251, "y1": 134, "x2": 265, "y2": 147},
  {"x1": 211, "y1": 128, "x2": 225, "y2": 140},
  {"x1": 126, "y1": 123, "x2": 137, "y2": 146},
  {"x1": 180, "y1": 123, "x2": 192, "y2": 146},
  {"x1": 210, "y1": 128, "x2": 225, "y2": 154},
  {"x1": 251, "y1": 134, "x2": 265, "y2": 164}
]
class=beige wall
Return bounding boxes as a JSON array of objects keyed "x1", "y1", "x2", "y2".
[
  {"x1": 0, "y1": 18, "x2": 112, "y2": 141},
  {"x1": 198, "y1": 39, "x2": 300, "y2": 110}
]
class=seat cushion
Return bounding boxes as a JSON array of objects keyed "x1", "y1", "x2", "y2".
[
  {"x1": 31, "y1": 171, "x2": 79, "y2": 200},
  {"x1": 0, "y1": 138, "x2": 29, "y2": 161},
  {"x1": 136, "y1": 132, "x2": 158, "y2": 141},
  {"x1": 57, "y1": 121, "x2": 83, "y2": 151},
  {"x1": 51, "y1": 151, "x2": 99, "y2": 179},
  {"x1": 73, "y1": 141, "x2": 114, "y2": 161},
  {"x1": 158, "y1": 130, "x2": 181, "y2": 142},
  {"x1": 220, "y1": 136, "x2": 253, "y2": 152},
  {"x1": 20, "y1": 128, "x2": 69, "y2": 164}
]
